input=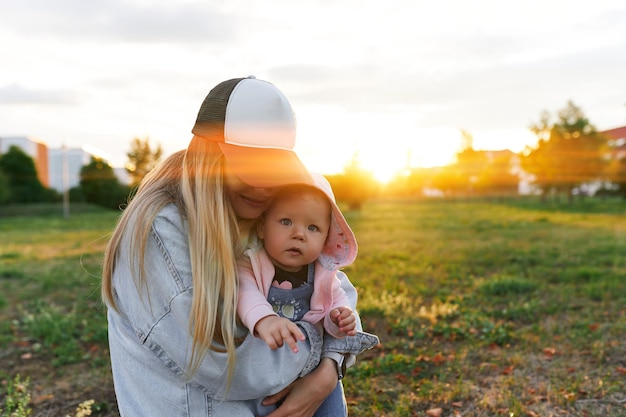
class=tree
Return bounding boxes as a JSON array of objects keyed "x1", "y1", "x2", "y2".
[
  {"x1": 554, "y1": 102, "x2": 607, "y2": 195},
  {"x1": 0, "y1": 168, "x2": 10, "y2": 205},
  {"x1": 126, "y1": 137, "x2": 163, "y2": 187},
  {"x1": 431, "y1": 139, "x2": 488, "y2": 197},
  {"x1": 521, "y1": 101, "x2": 607, "y2": 201},
  {"x1": 0, "y1": 145, "x2": 46, "y2": 203},
  {"x1": 79, "y1": 157, "x2": 130, "y2": 209},
  {"x1": 520, "y1": 138, "x2": 554, "y2": 198},
  {"x1": 384, "y1": 167, "x2": 429, "y2": 198},
  {"x1": 476, "y1": 151, "x2": 519, "y2": 196},
  {"x1": 327, "y1": 153, "x2": 378, "y2": 210},
  {"x1": 606, "y1": 155, "x2": 626, "y2": 198},
  {"x1": 430, "y1": 164, "x2": 465, "y2": 197},
  {"x1": 455, "y1": 146, "x2": 489, "y2": 194}
]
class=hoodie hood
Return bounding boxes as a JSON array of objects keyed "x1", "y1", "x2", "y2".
[{"x1": 310, "y1": 173, "x2": 358, "y2": 270}]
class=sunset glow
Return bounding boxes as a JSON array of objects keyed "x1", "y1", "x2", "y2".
[
  {"x1": 295, "y1": 106, "x2": 540, "y2": 184},
  {"x1": 1, "y1": 1, "x2": 624, "y2": 180}
]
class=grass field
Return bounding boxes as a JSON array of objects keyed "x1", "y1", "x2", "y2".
[{"x1": 1, "y1": 199, "x2": 625, "y2": 416}]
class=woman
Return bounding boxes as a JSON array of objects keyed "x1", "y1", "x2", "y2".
[{"x1": 101, "y1": 76, "x2": 364, "y2": 416}]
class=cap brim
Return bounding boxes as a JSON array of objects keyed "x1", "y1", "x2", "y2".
[{"x1": 218, "y1": 142, "x2": 313, "y2": 188}]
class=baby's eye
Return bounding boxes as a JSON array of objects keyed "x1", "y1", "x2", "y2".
[
  {"x1": 280, "y1": 218, "x2": 292, "y2": 226},
  {"x1": 308, "y1": 225, "x2": 319, "y2": 232}
]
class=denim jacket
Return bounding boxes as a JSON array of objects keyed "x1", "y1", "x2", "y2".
[{"x1": 107, "y1": 204, "x2": 377, "y2": 416}]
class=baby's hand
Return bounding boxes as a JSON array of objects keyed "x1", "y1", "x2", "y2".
[
  {"x1": 330, "y1": 306, "x2": 357, "y2": 336},
  {"x1": 254, "y1": 316, "x2": 305, "y2": 353}
]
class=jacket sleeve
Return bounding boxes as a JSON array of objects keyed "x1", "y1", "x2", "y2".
[
  {"x1": 112, "y1": 206, "x2": 321, "y2": 402},
  {"x1": 322, "y1": 271, "x2": 352, "y2": 337},
  {"x1": 237, "y1": 256, "x2": 278, "y2": 334},
  {"x1": 320, "y1": 270, "x2": 380, "y2": 370}
]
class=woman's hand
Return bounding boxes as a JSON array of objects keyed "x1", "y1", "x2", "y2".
[{"x1": 261, "y1": 358, "x2": 338, "y2": 417}]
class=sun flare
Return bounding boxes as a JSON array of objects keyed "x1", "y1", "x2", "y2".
[
  {"x1": 297, "y1": 126, "x2": 464, "y2": 184},
  {"x1": 296, "y1": 108, "x2": 538, "y2": 184},
  {"x1": 356, "y1": 128, "x2": 464, "y2": 183}
]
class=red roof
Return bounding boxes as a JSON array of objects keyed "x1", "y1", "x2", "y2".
[{"x1": 600, "y1": 126, "x2": 626, "y2": 140}]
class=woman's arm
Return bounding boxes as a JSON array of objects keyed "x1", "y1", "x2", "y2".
[
  {"x1": 147, "y1": 289, "x2": 322, "y2": 401},
  {"x1": 116, "y1": 207, "x2": 322, "y2": 401}
]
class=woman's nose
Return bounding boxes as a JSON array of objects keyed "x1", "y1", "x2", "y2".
[{"x1": 252, "y1": 187, "x2": 276, "y2": 198}]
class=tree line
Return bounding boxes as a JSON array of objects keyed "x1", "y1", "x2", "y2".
[
  {"x1": 0, "y1": 137, "x2": 162, "y2": 210},
  {"x1": 335, "y1": 101, "x2": 626, "y2": 207},
  {"x1": 1, "y1": 101, "x2": 624, "y2": 211}
]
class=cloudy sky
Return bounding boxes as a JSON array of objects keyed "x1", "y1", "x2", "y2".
[{"x1": 1, "y1": 0, "x2": 625, "y2": 181}]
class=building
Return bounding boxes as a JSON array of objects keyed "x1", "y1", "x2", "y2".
[
  {"x1": 48, "y1": 147, "x2": 94, "y2": 192},
  {"x1": 1, "y1": 135, "x2": 129, "y2": 192},
  {"x1": 48, "y1": 146, "x2": 129, "y2": 192},
  {"x1": 0, "y1": 136, "x2": 49, "y2": 187},
  {"x1": 601, "y1": 126, "x2": 626, "y2": 142},
  {"x1": 600, "y1": 126, "x2": 626, "y2": 160}
]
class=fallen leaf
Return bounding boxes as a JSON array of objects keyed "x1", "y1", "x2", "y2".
[
  {"x1": 502, "y1": 365, "x2": 514, "y2": 375},
  {"x1": 487, "y1": 343, "x2": 501, "y2": 351},
  {"x1": 563, "y1": 392, "x2": 576, "y2": 401},
  {"x1": 543, "y1": 347, "x2": 557, "y2": 358},
  {"x1": 426, "y1": 407, "x2": 443, "y2": 417},
  {"x1": 432, "y1": 353, "x2": 446, "y2": 366},
  {"x1": 32, "y1": 394, "x2": 54, "y2": 404},
  {"x1": 616, "y1": 367, "x2": 626, "y2": 375},
  {"x1": 395, "y1": 374, "x2": 408, "y2": 383},
  {"x1": 20, "y1": 352, "x2": 32, "y2": 360},
  {"x1": 452, "y1": 401, "x2": 463, "y2": 408}
]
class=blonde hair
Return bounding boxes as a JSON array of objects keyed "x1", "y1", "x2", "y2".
[{"x1": 102, "y1": 136, "x2": 249, "y2": 385}]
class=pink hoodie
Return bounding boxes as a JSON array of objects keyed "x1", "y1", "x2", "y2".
[{"x1": 237, "y1": 173, "x2": 358, "y2": 338}]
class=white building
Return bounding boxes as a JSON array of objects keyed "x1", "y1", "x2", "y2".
[
  {"x1": 1, "y1": 135, "x2": 129, "y2": 192},
  {"x1": 48, "y1": 147, "x2": 93, "y2": 192},
  {"x1": 48, "y1": 146, "x2": 130, "y2": 192}
]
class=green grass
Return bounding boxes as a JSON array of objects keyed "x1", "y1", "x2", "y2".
[
  {"x1": 1, "y1": 199, "x2": 626, "y2": 416},
  {"x1": 344, "y1": 197, "x2": 626, "y2": 416}
]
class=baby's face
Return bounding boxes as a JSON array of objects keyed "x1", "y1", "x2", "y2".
[{"x1": 259, "y1": 191, "x2": 331, "y2": 272}]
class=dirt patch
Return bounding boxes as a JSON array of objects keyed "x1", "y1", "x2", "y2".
[{"x1": 1, "y1": 344, "x2": 118, "y2": 417}]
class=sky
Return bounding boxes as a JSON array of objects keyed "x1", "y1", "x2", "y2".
[{"x1": 1, "y1": 0, "x2": 625, "y2": 182}]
